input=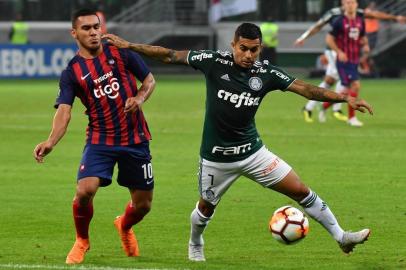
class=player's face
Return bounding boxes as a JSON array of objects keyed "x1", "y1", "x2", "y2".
[
  {"x1": 231, "y1": 37, "x2": 261, "y2": 69},
  {"x1": 343, "y1": 0, "x2": 358, "y2": 14},
  {"x1": 71, "y1": 15, "x2": 102, "y2": 52}
]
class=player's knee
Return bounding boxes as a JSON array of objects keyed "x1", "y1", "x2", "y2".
[
  {"x1": 135, "y1": 201, "x2": 152, "y2": 216},
  {"x1": 74, "y1": 189, "x2": 96, "y2": 205},
  {"x1": 294, "y1": 185, "x2": 311, "y2": 202}
]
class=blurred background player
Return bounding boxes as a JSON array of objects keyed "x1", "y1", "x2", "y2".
[
  {"x1": 295, "y1": 0, "x2": 406, "y2": 123},
  {"x1": 323, "y1": 0, "x2": 368, "y2": 127},
  {"x1": 103, "y1": 22, "x2": 373, "y2": 262},
  {"x1": 33, "y1": 9, "x2": 156, "y2": 264},
  {"x1": 260, "y1": 16, "x2": 279, "y2": 64},
  {"x1": 9, "y1": 13, "x2": 29, "y2": 44}
]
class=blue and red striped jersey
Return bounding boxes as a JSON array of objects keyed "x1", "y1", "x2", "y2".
[
  {"x1": 56, "y1": 44, "x2": 152, "y2": 146},
  {"x1": 330, "y1": 13, "x2": 365, "y2": 64}
]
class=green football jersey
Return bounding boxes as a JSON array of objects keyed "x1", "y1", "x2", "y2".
[{"x1": 188, "y1": 50, "x2": 295, "y2": 162}]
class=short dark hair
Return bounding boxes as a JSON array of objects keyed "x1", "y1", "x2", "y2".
[
  {"x1": 234, "y1": 23, "x2": 262, "y2": 43},
  {"x1": 71, "y1": 9, "x2": 99, "y2": 28}
]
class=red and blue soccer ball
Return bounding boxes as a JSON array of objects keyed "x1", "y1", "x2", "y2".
[{"x1": 269, "y1": 206, "x2": 309, "y2": 244}]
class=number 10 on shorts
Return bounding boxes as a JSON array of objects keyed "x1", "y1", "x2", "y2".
[{"x1": 142, "y1": 163, "x2": 153, "y2": 179}]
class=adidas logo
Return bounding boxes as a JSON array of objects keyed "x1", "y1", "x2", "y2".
[{"x1": 220, "y1": 74, "x2": 230, "y2": 81}]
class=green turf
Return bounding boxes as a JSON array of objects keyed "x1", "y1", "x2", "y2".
[{"x1": 0, "y1": 77, "x2": 405, "y2": 270}]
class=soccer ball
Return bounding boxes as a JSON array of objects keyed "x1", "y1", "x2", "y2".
[{"x1": 269, "y1": 206, "x2": 309, "y2": 244}]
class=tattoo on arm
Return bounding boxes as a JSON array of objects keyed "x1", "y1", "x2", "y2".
[
  {"x1": 129, "y1": 43, "x2": 188, "y2": 65},
  {"x1": 288, "y1": 80, "x2": 347, "y2": 102}
]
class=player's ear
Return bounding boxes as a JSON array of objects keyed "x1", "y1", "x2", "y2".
[
  {"x1": 231, "y1": 40, "x2": 235, "y2": 50},
  {"x1": 71, "y1": 28, "x2": 77, "y2": 39}
]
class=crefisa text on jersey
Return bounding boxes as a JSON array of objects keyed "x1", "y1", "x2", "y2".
[{"x1": 217, "y1": 89, "x2": 260, "y2": 108}]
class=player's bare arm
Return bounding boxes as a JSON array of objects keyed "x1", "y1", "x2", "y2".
[
  {"x1": 364, "y1": 9, "x2": 406, "y2": 23},
  {"x1": 326, "y1": 33, "x2": 347, "y2": 62},
  {"x1": 103, "y1": 33, "x2": 189, "y2": 65},
  {"x1": 33, "y1": 104, "x2": 72, "y2": 163},
  {"x1": 294, "y1": 20, "x2": 326, "y2": 46},
  {"x1": 287, "y1": 79, "x2": 373, "y2": 114},
  {"x1": 124, "y1": 73, "x2": 156, "y2": 114}
]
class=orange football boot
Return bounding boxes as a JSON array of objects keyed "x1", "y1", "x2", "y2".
[
  {"x1": 114, "y1": 215, "x2": 139, "y2": 256},
  {"x1": 65, "y1": 237, "x2": 90, "y2": 264}
]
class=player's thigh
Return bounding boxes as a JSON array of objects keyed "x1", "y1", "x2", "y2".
[
  {"x1": 117, "y1": 142, "x2": 154, "y2": 191},
  {"x1": 77, "y1": 144, "x2": 116, "y2": 187},
  {"x1": 198, "y1": 158, "x2": 240, "y2": 206},
  {"x1": 242, "y1": 146, "x2": 292, "y2": 188}
]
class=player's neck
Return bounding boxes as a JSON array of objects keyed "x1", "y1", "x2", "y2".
[
  {"x1": 345, "y1": 11, "x2": 356, "y2": 19},
  {"x1": 78, "y1": 45, "x2": 103, "y2": 59}
]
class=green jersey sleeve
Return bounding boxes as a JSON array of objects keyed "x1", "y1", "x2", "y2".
[
  {"x1": 187, "y1": 50, "x2": 216, "y2": 74},
  {"x1": 267, "y1": 65, "x2": 296, "y2": 91}
]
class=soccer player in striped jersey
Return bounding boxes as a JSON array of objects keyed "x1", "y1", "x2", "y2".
[
  {"x1": 103, "y1": 22, "x2": 373, "y2": 262},
  {"x1": 325, "y1": 0, "x2": 367, "y2": 126},
  {"x1": 295, "y1": 0, "x2": 405, "y2": 123},
  {"x1": 33, "y1": 9, "x2": 156, "y2": 264}
]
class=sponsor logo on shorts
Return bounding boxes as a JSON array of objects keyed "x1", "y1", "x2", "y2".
[
  {"x1": 262, "y1": 158, "x2": 280, "y2": 176},
  {"x1": 212, "y1": 143, "x2": 252, "y2": 156}
]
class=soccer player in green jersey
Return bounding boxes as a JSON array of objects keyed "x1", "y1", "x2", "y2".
[{"x1": 103, "y1": 23, "x2": 373, "y2": 261}]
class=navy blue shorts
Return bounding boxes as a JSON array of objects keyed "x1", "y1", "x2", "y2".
[
  {"x1": 77, "y1": 142, "x2": 153, "y2": 190},
  {"x1": 337, "y1": 61, "x2": 359, "y2": 86}
]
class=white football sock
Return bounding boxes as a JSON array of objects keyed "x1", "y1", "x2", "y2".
[
  {"x1": 300, "y1": 190, "x2": 344, "y2": 242},
  {"x1": 189, "y1": 202, "x2": 213, "y2": 245},
  {"x1": 333, "y1": 81, "x2": 345, "y2": 112},
  {"x1": 305, "y1": 81, "x2": 332, "y2": 111}
]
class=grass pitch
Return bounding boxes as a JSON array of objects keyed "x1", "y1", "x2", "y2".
[{"x1": 0, "y1": 76, "x2": 405, "y2": 270}]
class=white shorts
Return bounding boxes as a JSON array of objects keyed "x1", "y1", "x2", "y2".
[
  {"x1": 325, "y1": 49, "x2": 339, "y2": 81},
  {"x1": 198, "y1": 146, "x2": 292, "y2": 205}
]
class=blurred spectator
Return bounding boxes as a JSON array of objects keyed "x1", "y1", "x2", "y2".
[
  {"x1": 260, "y1": 18, "x2": 279, "y2": 64},
  {"x1": 9, "y1": 13, "x2": 29, "y2": 44},
  {"x1": 365, "y1": 1, "x2": 379, "y2": 50}
]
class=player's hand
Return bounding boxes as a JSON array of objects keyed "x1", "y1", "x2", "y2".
[
  {"x1": 124, "y1": 96, "x2": 144, "y2": 113},
  {"x1": 294, "y1": 39, "x2": 305, "y2": 47},
  {"x1": 396, "y1": 15, "x2": 406, "y2": 24},
  {"x1": 337, "y1": 51, "x2": 348, "y2": 62},
  {"x1": 346, "y1": 96, "x2": 373, "y2": 115},
  {"x1": 102, "y1": 33, "x2": 130, "y2": 49},
  {"x1": 33, "y1": 141, "x2": 53, "y2": 163}
]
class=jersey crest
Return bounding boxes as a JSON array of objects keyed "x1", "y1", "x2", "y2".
[{"x1": 248, "y1": 77, "x2": 263, "y2": 91}]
